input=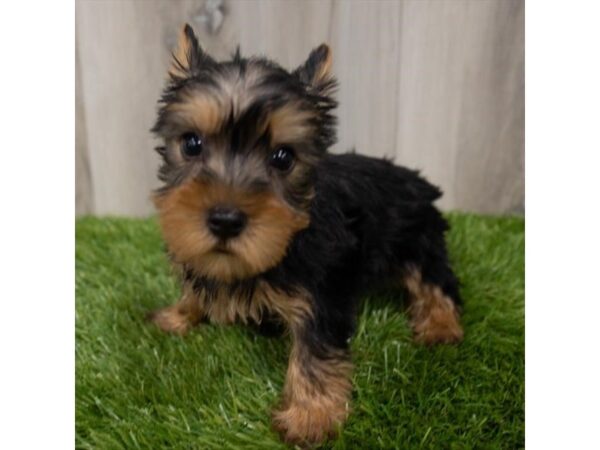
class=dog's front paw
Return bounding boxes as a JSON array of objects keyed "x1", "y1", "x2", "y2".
[
  {"x1": 146, "y1": 305, "x2": 193, "y2": 335},
  {"x1": 272, "y1": 400, "x2": 347, "y2": 447}
]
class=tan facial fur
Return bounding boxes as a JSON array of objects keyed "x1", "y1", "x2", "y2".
[
  {"x1": 154, "y1": 180, "x2": 309, "y2": 282},
  {"x1": 268, "y1": 103, "x2": 316, "y2": 145},
  {"x1": 165, "y1": 90, "x2": 226, "y2": 137},
  {"x1": 165, "y1": 83, "x2": 316, "y2": 143},
  {"x1": 404, "y1": 268, "x2": 464, "y2": 344}
]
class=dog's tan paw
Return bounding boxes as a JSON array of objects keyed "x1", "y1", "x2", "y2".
[
  {"x1": 272, "y1": 401, "x2": 347, "y2": 447},
  {"x1": 147, "y1": 305, "x2": 193, "y2": 335},
  {"x1": 412, "y1": 305, "x2": 464, "y2": 345}
]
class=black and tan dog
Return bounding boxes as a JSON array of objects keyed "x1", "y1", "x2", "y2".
[{"x1": 149, "y1": 24, "x2": 463, "y2": 446}]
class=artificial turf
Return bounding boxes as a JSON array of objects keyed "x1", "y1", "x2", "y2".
[{"x1": 75, "y1": 213, "x2": 524, "y2": 449}]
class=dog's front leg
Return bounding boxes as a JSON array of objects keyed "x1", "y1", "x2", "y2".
[
  {"x1": 273, "y1": 320, "x2": 353, "y2": 446},
  {"x1": 147, "y1": 281, "x2": 204, "y2": 334}
]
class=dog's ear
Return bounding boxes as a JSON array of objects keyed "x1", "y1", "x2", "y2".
[
  {"x1": 169, "y1": 24, "x2": 213, "y2": 79},
  {"x1": 294, "y1": 44, "x2": 334, "y2": 91}
]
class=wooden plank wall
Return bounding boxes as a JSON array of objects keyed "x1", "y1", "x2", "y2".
[{"x1": 76, "y1": 0, "x2": 524, "y2": 216}]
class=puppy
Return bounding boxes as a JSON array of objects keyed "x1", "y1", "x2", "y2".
[{"x1": 149, "y1": 24, "x2": 463, "y2": 446}]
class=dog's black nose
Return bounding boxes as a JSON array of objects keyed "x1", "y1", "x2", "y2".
[{"x1": 207, "y1": 206, "x2": 247, "y2": 239}]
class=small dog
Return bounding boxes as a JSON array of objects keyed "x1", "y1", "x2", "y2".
[{"x1": 149, "y1": 24, "x2": 463, "y2": 446}]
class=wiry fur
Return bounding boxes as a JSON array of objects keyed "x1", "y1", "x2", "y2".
[{"x1": 149, "y1": 24, "x2": 463, "y2": 446}]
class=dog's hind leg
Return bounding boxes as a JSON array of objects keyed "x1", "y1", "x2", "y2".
[{"x1": 401, "y1": 263, "x2": 463, "y2": 345}]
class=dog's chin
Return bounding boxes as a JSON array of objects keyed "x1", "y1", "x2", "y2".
[
  {"x1": 211, "y1": 244, "x2": 233, "y2": 255},
  {"x1": 192, "y1": 246, "x2": 257, "y2": 283}
]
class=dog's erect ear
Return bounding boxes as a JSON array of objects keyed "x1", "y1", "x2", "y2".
[
  {"x1": 294, "y1": 44, "x2": 333, "y2": 90},
  {"x1": 169, "y1": 24, "x2": 213, "y2": 79}
]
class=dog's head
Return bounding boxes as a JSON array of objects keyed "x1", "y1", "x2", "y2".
[{"x1": 152, "y1": 25, "x2": 337, "y2": 282}]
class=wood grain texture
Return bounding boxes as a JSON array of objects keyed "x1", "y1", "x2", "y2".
[
  {"x1": 76, "y1": 42, "x2": 94, "y2": 215},
  {"x1": 75, "y1": 0, "x2": 524, "y2": 216}
]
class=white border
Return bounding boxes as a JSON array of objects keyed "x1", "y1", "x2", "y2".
[
  {"x1": 0, "y1": 0, "x2": 74, "y2": 448},
  {"x1": 527, "y1": 0, "x2": 600, "y2": 448},
  {"x1": 2, "y1": 0, "x2": 600, "y2": 448}
]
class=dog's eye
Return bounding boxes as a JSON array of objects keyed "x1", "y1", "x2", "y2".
[
  {"x1": 181, "y1": 132, "x2": 203, "y2": 157},
  {"x1": 269, "y1": 146, "x2": 295, "y2": 172}
]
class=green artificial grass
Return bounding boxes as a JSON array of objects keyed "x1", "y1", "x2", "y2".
[{"x1": 76, "y1": 213, "x2": 524, "y2": 449}]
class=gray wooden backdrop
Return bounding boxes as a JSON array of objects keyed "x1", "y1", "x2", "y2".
[{"x1": 76, "y1": 0, "x2": 524, "y2": 216}]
